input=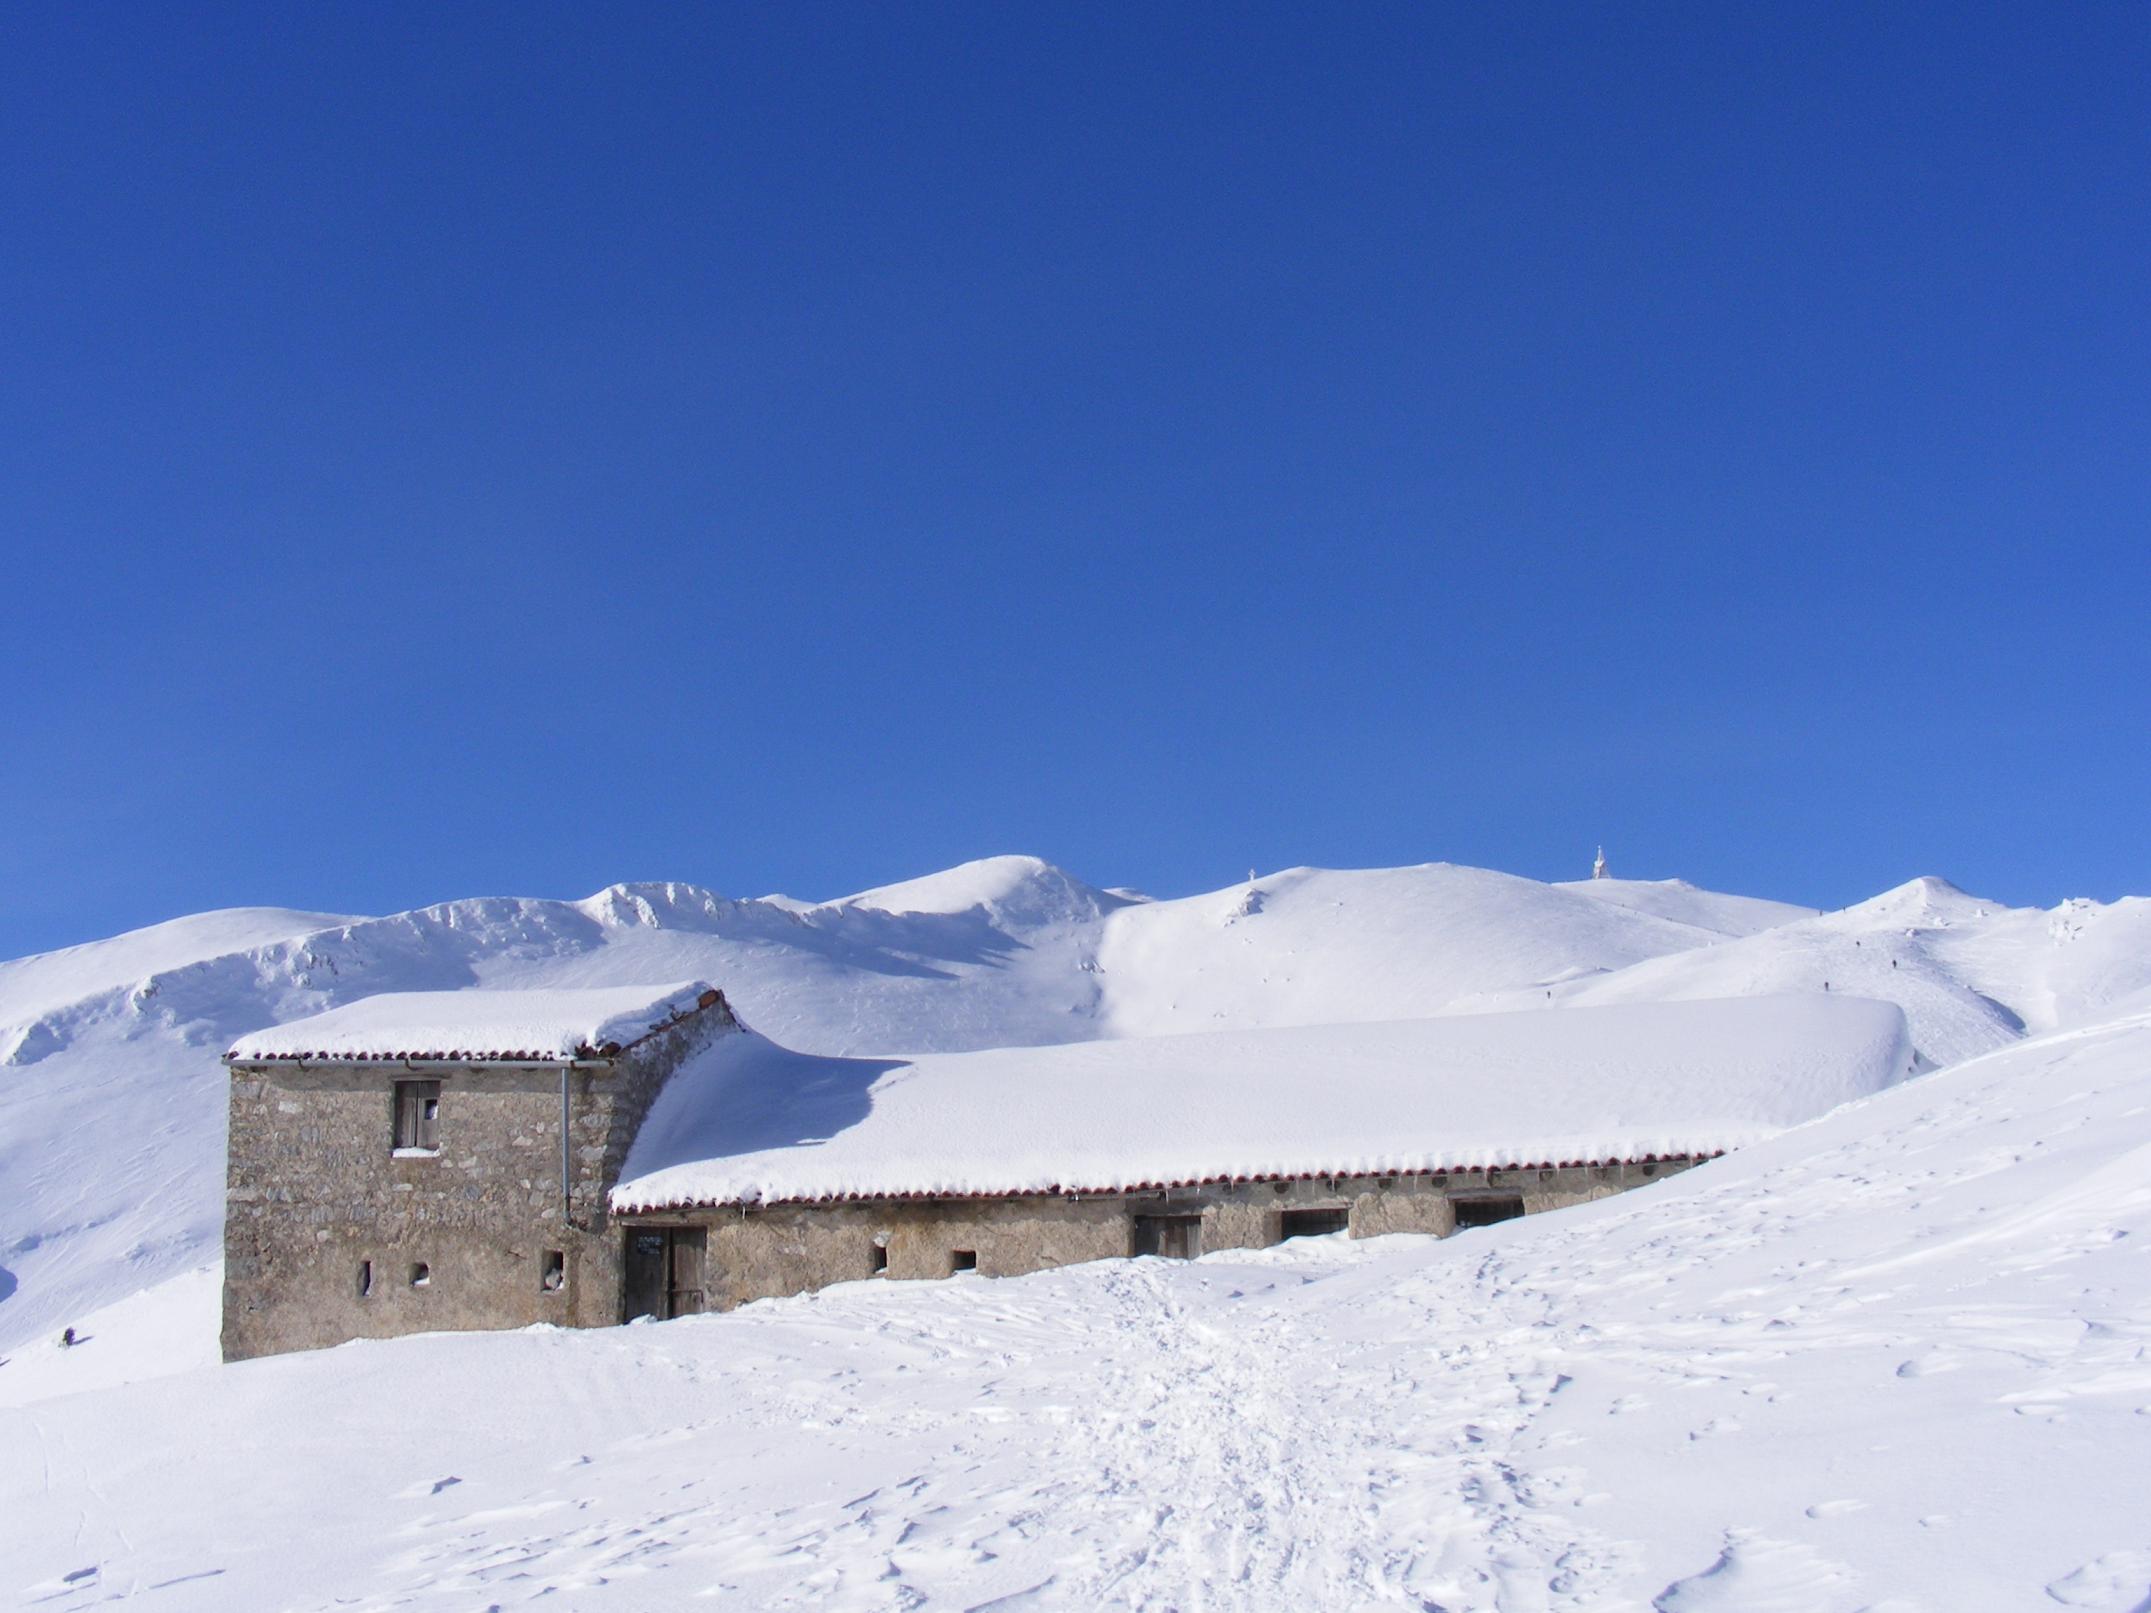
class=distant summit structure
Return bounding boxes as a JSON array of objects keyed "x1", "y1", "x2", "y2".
[{"x1": 1592, "y1": 846, "x2": 1609, "y2": 880}]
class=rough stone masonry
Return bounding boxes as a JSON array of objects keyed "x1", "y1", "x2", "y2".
[{"x1": 220, "y1": 991, "x2": 736, "y2": 1361}]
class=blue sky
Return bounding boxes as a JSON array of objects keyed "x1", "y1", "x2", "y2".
[{"x1": 3, "y1": 5, "x2": 2145, "y2": 957}]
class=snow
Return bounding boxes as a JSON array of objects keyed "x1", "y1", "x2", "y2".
[
  {"x1": 1481, "y1": 875, "x2": 2151, "y2": 1069},
  {"x1": 1094, "y1": 862, "x2": 1804, "y2": 1037},
  {"x1": 1554, "y1": 874, "x2": 1814, "y2": 936},
  {"x1": 821, "y1": 853, "x2": 1135, "y2": 925},
  {"x1": 225, "y1": 981, "x2": 721, "y2": 1063},
  {"x1": 5, "y1": 1005, "x2": 2148, "y2": 1610},
  {"x1": 614, "y1": 995, "x2": 1914, "y2": 1209},
  {"x1": 3, "y1": 855, "x2": 2147, "y2": 1359},
  {"x1": 0, "y1": 1264, "x2": 218, "y2": 1410},
  {"x1": 0, "y1": 904, "x2": 350, "y2": 1037}
]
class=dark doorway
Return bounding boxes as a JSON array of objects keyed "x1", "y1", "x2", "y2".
[
  {"x1": 1452, "y1": 1196, "x2": 1526, "y2": 1230},
  {"x1": 1132, "y1": 1214, "x2": 1203, "y2": 1260},
  {"x1": 624, "y1": 1227, "x2": 707, "y2": 1319},
  {"x1": 1278, "y1": 1207, "x2": 1351, "y2": 1241}
]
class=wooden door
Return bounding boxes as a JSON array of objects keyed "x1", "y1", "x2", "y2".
[
  {"x1": 624, "y1": 1230, "x2": 668, "y2": 1319},
  {"x1": 1133, "y1": 1214, "x2": 1202, "y2": 1260},
  {"x1": 625, "y1": 1228, "x2": 707, "y2": 1319},
  {"x1": 666, "y1": 1227, "x2": 706, "y2": 1316}
]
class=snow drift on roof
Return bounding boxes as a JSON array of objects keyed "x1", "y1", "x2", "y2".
[
  {"x1": 613, "y1": 994, "x2": 1914, "y2": 1210},
  {"x1": 226, "y1": 982, "x2": 720, "y2": 1063}
]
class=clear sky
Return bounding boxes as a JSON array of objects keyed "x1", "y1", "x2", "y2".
[{"x1": 3, "y1": 5, "x2": 2146, "y2": 958}]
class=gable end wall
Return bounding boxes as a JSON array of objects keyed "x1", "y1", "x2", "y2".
[{"x1": 220, "y1": 1003, "x2": 733, "y2": 1361}]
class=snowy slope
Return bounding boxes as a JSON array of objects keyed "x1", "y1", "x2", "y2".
[
  {"x1": 0, "y1": 906, "x2": 351, "y2": 1065},
  {"x1": 1483, "y1": 876, "x2": 2151, "y2": 1070},
  {"x1": 1092, "y1": 863, "x2": 1804, "y2": 1036},
  {"x1": 1554, "y1": 874, "x2": 1812, "y2": 936},
  {"x1": 6, "y1": 1007, "x2": 2147, "y2": 1610}
]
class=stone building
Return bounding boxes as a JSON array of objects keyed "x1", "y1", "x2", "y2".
[
  {"x1": 221, "y1": 983, "x2": 737, "y2": 1361},
  {"x1": 223, "y1": 986, "x2": 1912, "y2": 1359}
]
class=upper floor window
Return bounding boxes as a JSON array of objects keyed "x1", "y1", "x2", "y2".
[{"x1": 393, "y1": 1079, "x2": 441, "y2": 1152}]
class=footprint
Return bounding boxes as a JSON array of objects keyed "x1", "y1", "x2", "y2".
[
  {"x1": 2043, "y1": 1549, "x2": 2151, "y2": 1608},
  {"x1": 1653, "y1": 1529, "x2": 1855, "y2": 1611},
  {"x1": 1804, "y1": 1499, "x2": 1867, "y2": 1519},
  {"x1": 1894, "y1": 1350, "x2": 1960, "y2": 1379}
]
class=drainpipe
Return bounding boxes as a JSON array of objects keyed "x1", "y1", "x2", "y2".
[{"x1": 560, "y1": 1066, "x2": 572, "y2": 1225}]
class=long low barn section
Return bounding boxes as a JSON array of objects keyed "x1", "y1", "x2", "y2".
[
  {"x1": 614, "y1": 995, "x2": 1915, "y2": 1210},
  {"x1": 603, "y1": 995, "x2": 1914, "y2": 1315}
]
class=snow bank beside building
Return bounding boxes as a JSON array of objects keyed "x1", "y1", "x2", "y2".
[{"x1": 615, "y1": 994, "x2": 1914, "y2": 1210}]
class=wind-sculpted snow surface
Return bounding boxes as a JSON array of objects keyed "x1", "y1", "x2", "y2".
[
  {"x1": 7, "y1": 1011, "x2": 2149, "y2": 1609},
  {"x1": 0, "y1": 905, "x2": 353, "y2": 1038}
]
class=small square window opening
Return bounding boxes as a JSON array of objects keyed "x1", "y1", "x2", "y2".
[
  {"x1": 541, "y1": 1250, "x2": 565, "y2": 1292},
  {"x1": 1452, "y1": 1196, "x2": 1526, "y2": 1230},
  {"x1": 1279, "y1": 1207, "x2": 1351, "y2": 1242},
  {"x1": 410, "y1": 1262, "x2": 431, "y2": 1287},
  {"x1": 949, "y1": 1249, "x2": 977, "y2": 1274}
]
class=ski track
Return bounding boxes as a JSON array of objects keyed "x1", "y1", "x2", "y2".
[{"x1": 285, "y1": 1250, "x2": 1642, "y2": 1613}]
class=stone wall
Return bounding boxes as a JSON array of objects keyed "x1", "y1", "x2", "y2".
[
  {"x1": 627, "y1": 1158, "x2": 1700, "y2": 1315},
  {"x1": 219, "y1": 1000, "x2": 734, "y2": 1361}
]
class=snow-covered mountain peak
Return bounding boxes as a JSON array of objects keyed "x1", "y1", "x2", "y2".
[
  {"x1": 826, "y1": 854, "x2": 1131, "y2": 926},
  {"x1": 574, "y1": 881, "x2": 738, "y2": 930},
  {"x1": 1555, "y1": 874, "x2": 1814, "y2": 938},
  {"x1": 1827, "y1": 874, "x2": 1995, "y2": 929}
]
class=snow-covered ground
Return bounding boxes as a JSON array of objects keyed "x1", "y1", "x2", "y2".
[
  {"x1": 4, "y1": 854, "x2": 2148, "y2": 1610},
  {"x1": 6, "y1": 1005, "x2": 2147, "y2": 1610}
]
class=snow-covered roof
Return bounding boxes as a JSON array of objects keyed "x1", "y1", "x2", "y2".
[
  {"x1": 613, "y1": 994, "x2": 1913, "y2": 1210},
  {"x1": 226, "y1": 982, "x2": 724, "y2": 1064}
]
